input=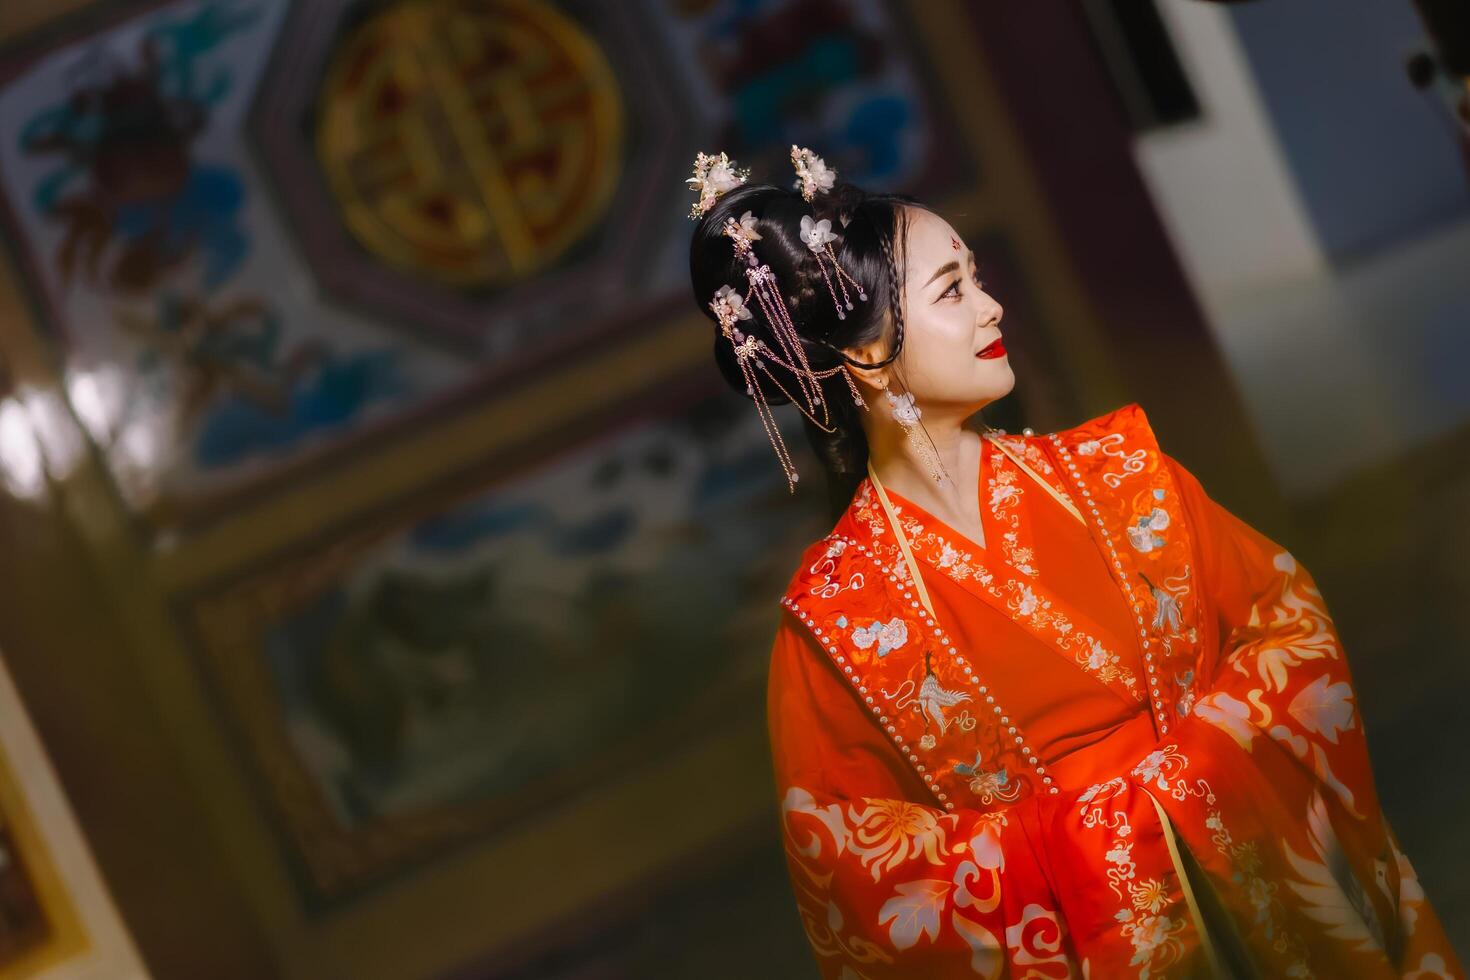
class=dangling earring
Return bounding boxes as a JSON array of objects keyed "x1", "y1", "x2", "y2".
[{"x1": 881, "y1": 379, "x2": 947, "y2": 484}]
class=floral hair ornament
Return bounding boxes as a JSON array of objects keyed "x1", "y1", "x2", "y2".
[
  {"x1": 687, "y1": 150, "x2": 749, "y2": 219},
  {"x1": 710, "y1": 284, "x2": 752, "y2": 333},
  {"x1": 709, "y1": 282, "x2": 799, "y2": 490},
  {"x1": 791, "y1": 146, "x2": 868, "y2": 319},
  {"x1": 722, "y1": 212, "x2": 864, "y2": 412},
  {"x1": 708, "y1": 219, "x2": 866, "y2": 493},
  {"x1": 800, "y1": 214, "x2": 867, "y2": 319},
  {"x1": 791, "y1": 145, "x2": 837, "y2": 201},
  {"x1": 707, "y1": 277, "x2": 844, "y2": 493},
  {"x1": 690, "y1": 149, "x2": 868, "y2": 492}
]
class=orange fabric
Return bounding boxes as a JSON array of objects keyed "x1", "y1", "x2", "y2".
[
  {"x1": 770, "y1": 435, "x2": 1177, "y2": 819},
  {"x1": 768, "y1": 407, "x2": 1465, "y2": 979}
]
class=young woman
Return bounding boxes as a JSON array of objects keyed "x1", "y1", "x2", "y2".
[{"x1": 687, "y1": 149, "x2": 1465, "y2": 978}]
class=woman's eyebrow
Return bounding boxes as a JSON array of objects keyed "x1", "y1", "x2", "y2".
[{"x1": 924, "y1": 260, "x2": 960, "y2": 287}]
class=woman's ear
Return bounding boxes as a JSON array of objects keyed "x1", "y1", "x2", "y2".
[{"x1": 842, "y1": 338, "x2": 892, "y2": 395}]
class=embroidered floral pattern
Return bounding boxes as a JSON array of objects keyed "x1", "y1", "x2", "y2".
[
  {"x1": 1227, "y1": 553, "x2": 1339, "y2": 695},
  {"x1": 852, "y1": 617, "x2": 910, "y2": 658},
  {"x1": 781, "y1": 788, "x2": 902, "y2": 969},
  {"x1": 858, "y1": 478, "x2": 1144, "y2": 704},
  {"x1": 1128, "y1": 506, "x2": 1170, "y2": 553},
  {"x1": 985, "y1": 443, "x2": 1039, "y2": 578},
  {"x1": 787, "y1": 408, "x2": 1217, "y2": 824},
  {"x1": 953, "y1": 753, "x2": 1024, "y2": 805},
  {"x1": 772, "y1": 402, "x2": 1463, "y2": 979},
  {"x1": 1219, "y1": 550, "x2": 1366, "y2": 819},
  {"x1": 1281, "y1": 787, "x2": 1392, "y2": 961},
  {"x1": 1204, "y1": 796, "x2": 1315, "y2": 977},
  {"x1": 1015, "y1": 437, "x2": 1062, "y2": 478},
  {"x1": 847, "y1": 798, "x2": 954, "y2": 881},
  {"x1": 782, "y1": 785, "x2": 1079, "y2": 975},
  {"x1": 784, "y1": 551, "x2": 1047, "y2": 812},
  {"x1": 1122, "y1": 490, "x2": 1171, "y2": 556},
  {"x1": 999, "y1": 579, "x2": 1141, "y2": 699},
  {"x1": 1080, "y1": 796, "x2": 1189, "y2": 976},
  {"x1": 1193, "y1": 693, "x2": 1252, "y2": 746}
]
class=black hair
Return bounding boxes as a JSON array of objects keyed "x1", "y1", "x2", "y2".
[{"x1": 688, "y1": 180, "x2": 925, "y2": 516}]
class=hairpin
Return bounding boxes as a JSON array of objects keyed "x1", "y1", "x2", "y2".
[
  {"x1": 790, "y1": 146, "x2": 868, "y2": 320},
  {"x1": 710, "y1": 279, "x2": 864, "y2": 493},
  {"x1": 687, "y1": 151, "x2": 749, "y2": 219},
  {"x1": 791, "y1": 145, "x2": 836, "y2": 201},
  {"x1": 800, "y1": 214, "x2": 867, "y2": 319},
  {"x1": 724, "y1": 214, "x2": 829, "y2": 415},
  {"x1": 690, "y1": 149, "x2": 870, "y2": 493}
]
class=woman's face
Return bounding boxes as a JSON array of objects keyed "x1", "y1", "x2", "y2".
[{"x1": 873, "y1": 206, "x2": 1013, "y2": 412}]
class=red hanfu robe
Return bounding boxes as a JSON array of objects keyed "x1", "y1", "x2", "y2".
[{"x1": 770, "y1": 402, "x2": 1464, "y2": 979}]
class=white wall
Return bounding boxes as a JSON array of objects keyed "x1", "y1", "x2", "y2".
[{"x1": 1132, "y1": 0, "x2": 1470, "y2": 497}]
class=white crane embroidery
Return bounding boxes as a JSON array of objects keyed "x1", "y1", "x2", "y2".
[
  {"x1": 1139, "y1": 571, "x2": 1182, "y2": 634},
  {"x1": 916, "y1": 651, "x2": 971, "y2": 736}
]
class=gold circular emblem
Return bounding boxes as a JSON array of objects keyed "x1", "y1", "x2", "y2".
[{"x1": 317, "y1": 0, "x2": 623, "y2": 286}]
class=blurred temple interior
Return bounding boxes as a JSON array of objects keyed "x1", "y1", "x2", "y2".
[{"x1": 0, "y1": 0, "x2": 1464, "y2": 977}]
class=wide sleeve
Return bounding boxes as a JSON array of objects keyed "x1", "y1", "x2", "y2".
[
  {"x1": 1161, "y1": 452, "x2": 1382, "y2": 819},
  {"x1": 766, "y1": 610, "x2": 1074, "y2": 980},
  {"x1": 1162, "y1": 452, "x2": 1465, "y2": 976}
]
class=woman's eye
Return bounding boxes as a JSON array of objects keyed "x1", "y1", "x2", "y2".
[{"x1": 942, "y1": 280, "x2": 961, "y2": 298}]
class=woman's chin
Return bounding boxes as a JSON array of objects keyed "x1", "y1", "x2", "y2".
[
  {"x1": 975, "y1": 362, "x2": 1016, "y2": 395},
  {"x1": 929, "y1": 372, "x2": 1015, "y2": 412}
]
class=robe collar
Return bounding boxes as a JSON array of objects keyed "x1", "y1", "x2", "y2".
[
  {"x1": 780, "y1": 402, "x2": 1203, "y2": 812},
  {"x1": 859, "y1": 434, "x2": 1147, "y2": 709}
]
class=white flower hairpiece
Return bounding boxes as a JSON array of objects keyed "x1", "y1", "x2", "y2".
[
  {"x1": 735, "y1": 210, "x2": 761, "y2": 241},
  {"x1": 799, "y1": 214, "x2": 836, "y2": 252},
  {"x1": 790, "y1": 145, "x2": 865, "y2": 317},
  {"x1": 790, "y1": 145, "x2": 837, "y2": 201},
  {"x1": 709, "y1": 284, "x2": 752, "y2": 335},
  {"x1": 722, "y1": 210, "x2": 762, "y2": 257},
  {"x1": 687, "y1": 151, "x2": 749, "y2": 219},
  {"x1": 688, "y1": 147, "x2": 870, "y2": 496}
]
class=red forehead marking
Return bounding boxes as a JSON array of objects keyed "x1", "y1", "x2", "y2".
[{"x1": 950, "y1": 237, "x2": 961, "y2": 250}]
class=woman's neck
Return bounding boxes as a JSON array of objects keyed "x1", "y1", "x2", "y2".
[{"x1": 867, "y1": 412, "x2": 987, "y2": 541}]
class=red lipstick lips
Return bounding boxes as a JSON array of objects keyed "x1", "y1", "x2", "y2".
[{"x1": 977, "y1": 338, "x2": 1006, "y2": 359}]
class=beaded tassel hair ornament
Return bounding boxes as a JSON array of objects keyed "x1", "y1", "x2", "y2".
[
  {"x1": 688, "y1": 147, "x2": 871, "y2": 492},
  {"x1": 792, "y1": 145, "x2": 868, "y2": 319}
]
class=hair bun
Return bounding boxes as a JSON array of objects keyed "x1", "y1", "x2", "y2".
[{"x1": 686, "y1": 163, "x2": 924, "y2": 509}]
